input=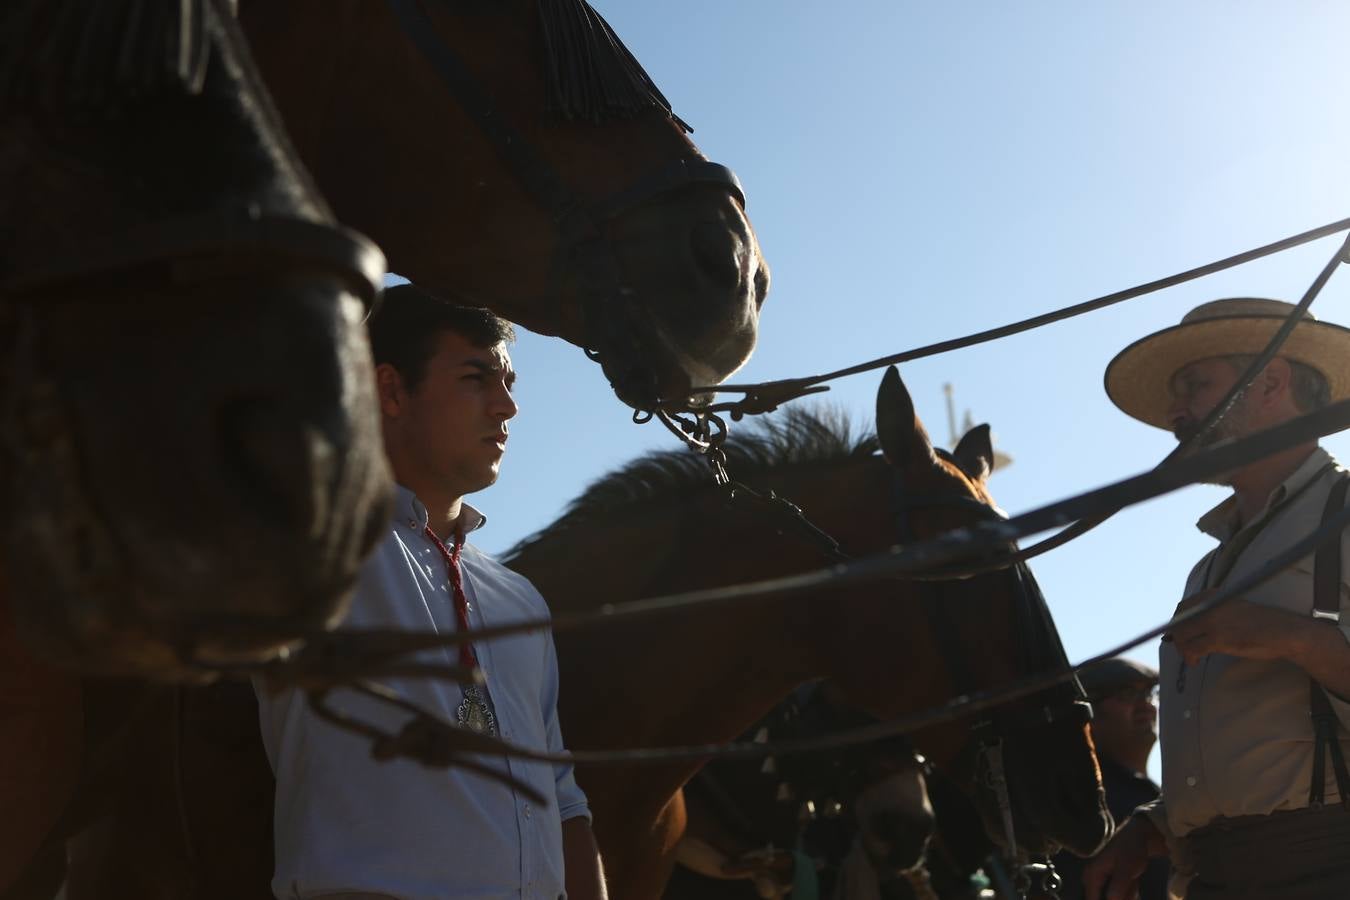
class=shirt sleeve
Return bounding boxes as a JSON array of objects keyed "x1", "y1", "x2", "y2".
[{"x1": 541, "y1": 629, "x2": 590, "y2": 822}]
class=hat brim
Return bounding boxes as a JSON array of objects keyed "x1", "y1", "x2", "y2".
[{"x1": 1104, "y1": 315, "x2": 1350, "y2": 429}]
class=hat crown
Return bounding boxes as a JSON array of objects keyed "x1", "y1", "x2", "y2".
[{"x1": 1180, "y1": 297, "x2": 1318, "y2": 325}]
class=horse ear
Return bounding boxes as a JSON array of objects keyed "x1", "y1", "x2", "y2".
[
  {"x1": 953, "y1": 423, "x2": 994, "y2": 482},
  {"x1": 876, "y1": 366, "x2": 934, "y2": 467}
]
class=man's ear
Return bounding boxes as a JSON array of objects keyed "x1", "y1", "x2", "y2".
[
  {"x1": 375, "y1": 363, "x2": 406, "y2": 418},
  {"x1": 1257, "y1": 357, "x2": 1293, "y2": 409}
]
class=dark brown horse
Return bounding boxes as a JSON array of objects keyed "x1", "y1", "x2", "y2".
[
  {"x1": 4, "y1": 1, "x2": 768, "y2": 892},
  {"x1": 1, "y1": 0, "x2": 767, "y2": 677},
  {"x1": 13, "y1": 372, "x2": 1106, "y2": 900},
  {"x1": 664, "y1": 680, "x2": 938, "y2": 900},
  {"x1": 239, "y1": 0, "x2": 768, "y2": 408},
  {"x1": 0, "y1": 0, "x2": 393, "y2": 679},
  {"x1": 506, "y1": 368, "x2": 1111, "y2": 899}
]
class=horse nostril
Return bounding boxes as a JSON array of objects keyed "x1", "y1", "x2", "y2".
[
  {"x1": 220, "y1": 399, "x2": 332, "y2": 528},
  {"x1": 690, "y1": 222, "x2": 743, "y2": 290}
]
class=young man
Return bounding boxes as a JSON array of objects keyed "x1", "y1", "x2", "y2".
[
  {"x1": 1054, "y1": 658, "x2": 1168, "y2": 900},
  {"x1": 1085, "y1": 298, "x2": 1350, "y2": 900},
  {"x1": 255, "y1": 284, "x2": 607, "y2": 900}
]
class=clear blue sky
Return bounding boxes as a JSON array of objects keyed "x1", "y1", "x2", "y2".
[{"x1": 391, "y1": 2, "x2": 1350, "y2": 777}]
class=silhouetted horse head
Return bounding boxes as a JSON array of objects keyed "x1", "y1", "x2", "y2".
[
  {"x1": 240, "y1": 0, "x2": 768, "y2": 408},
  {"x1": 825, "y1": 367, "x2": 1111, "y2": 861},
  {"x1": 0, "y1": 1, "x2": 392, "y2": 676}
]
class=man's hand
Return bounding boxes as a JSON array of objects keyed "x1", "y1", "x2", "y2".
[
  {"x1": 1082, "y1": 814, "x2": 1166, "y2": 900},
  {"x1": 1167, "y1": 589, "x2": 1302, "y2": 666},
  {"x1": 562, "y1": 816, "x2": 608, "y2": 900}
]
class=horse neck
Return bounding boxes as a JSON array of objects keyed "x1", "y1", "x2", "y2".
[{"x1": 512, "y1": 498, "x2": 821, "y2": 754}]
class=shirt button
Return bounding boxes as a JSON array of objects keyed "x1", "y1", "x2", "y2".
[
  {"x1": 1186, "y1": 775, "x2": 1198, "y2": 787},
  {"x1": 523, "y1": 802, "x2": 532, "y2": 818},
  {"x1": 1183, "y1": 709, "x2": 1192, "y2": 719}
]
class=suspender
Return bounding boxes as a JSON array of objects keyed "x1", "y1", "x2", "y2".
[{"x1": 1309, "y1": 472, "x2": 1350, "y2": 809}]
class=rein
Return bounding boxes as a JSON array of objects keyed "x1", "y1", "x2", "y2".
[{"x1": 229, "y1": 392, "x2": 1350, "y2": 777}]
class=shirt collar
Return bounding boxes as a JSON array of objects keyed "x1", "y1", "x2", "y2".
[
  {"x1": 1196, "y1": 445, "x2": 1333, "y2": 541},
  {"x1": 392, "y1": 484, "x2": 488, "y2": 537}
]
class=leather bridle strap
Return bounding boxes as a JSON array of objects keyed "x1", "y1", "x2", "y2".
[{"x1": 2, "y1": 213, "x2": 386, "y2": 309}]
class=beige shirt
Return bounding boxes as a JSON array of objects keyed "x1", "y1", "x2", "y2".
[{"x1": 1142, "y1": 446, "x2": 1350, "y2": 841}]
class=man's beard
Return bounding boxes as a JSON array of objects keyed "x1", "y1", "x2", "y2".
[{"x1": 1173, "y1": 405, "x2": 1254, "y2": 485}]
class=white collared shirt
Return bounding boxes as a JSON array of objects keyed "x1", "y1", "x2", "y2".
[
  {"x1": 256, "y1": 485, "x2": 588, "y2": 900},
  {"x1": 1142, "y1": 447, "x2": 1350, "y2": 839}
]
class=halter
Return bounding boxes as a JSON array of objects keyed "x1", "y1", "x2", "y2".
[
  {"x1": 721, "y1": 454, "x2": 1089, "y2": 899},
  {"x1": 888, "y1": 467, "x2": 1088, "y2": 900},
  {"x1": 385, "y1": 0, "x2": 747, "y2": 411}
]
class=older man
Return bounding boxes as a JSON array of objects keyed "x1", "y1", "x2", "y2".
[{"x1": 1085, "y1": 298, "x2": 1350, "y2": 900}]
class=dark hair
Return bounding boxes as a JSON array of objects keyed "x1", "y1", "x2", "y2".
[
  {"x1": 1224, "y1": 354, "x2": 1330, "y2": 413},
  {"x1": 368, "y1": 283, "x2": 515, "y2": 392}
]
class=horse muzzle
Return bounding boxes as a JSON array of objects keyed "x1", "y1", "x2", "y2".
[{"x1": 2, "y1": 276, "x2": 392, "y2": 680}]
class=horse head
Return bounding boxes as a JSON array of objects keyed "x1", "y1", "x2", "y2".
[
  {"x1": 816, "y1": 366, "x2": 1111, "y2": 861},
  {"x1": 0, "y1": 1, "x2": 392, "y2": 676},
  {"x1": 240, "y1": 0, "x2": 768, "y2": 409}
]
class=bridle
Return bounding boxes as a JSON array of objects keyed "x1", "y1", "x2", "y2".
[
  {"x1": 886, "y1": 457, "x2": 1087, "y2": 900},
  {"x1": 385, "y1": 0, "x2": 747, "y2": 411},
  {"x1": 722, "y1": 451, "x2": 1089, "y2": 899}
]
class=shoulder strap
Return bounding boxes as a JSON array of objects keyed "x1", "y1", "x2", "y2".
[{"x1": 1309, "y1": 472, "x2": 1350, "y2": 809}]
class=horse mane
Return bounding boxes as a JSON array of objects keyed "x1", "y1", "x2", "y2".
[
  {"x1": 0, "y1": 0, "x2": 212, "y2": 115},
  {"x1": 505, "y1": 406, "x2": 876, "y2": 560},
  {"x1": 534, "y1": 0, "x2": 691, "y2": 132}
]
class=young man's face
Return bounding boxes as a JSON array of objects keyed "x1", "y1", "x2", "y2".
[{"x1": 396, "y1": 330, "x2": 517, "y2": 498}]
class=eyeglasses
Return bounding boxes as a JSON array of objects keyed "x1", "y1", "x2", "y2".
[{"x1": 1099, "y1": 684, "x2": 1159, "y2": 705}]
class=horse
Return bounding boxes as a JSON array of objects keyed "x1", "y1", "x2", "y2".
[
  {"x1": 0, "y1": 0, "x2": 393, "y2": 679},
  {"x1": 238, "y1": 0, "x2": 768, "y2": 409},
  {"x1": 3, "y1": 1, "x2": 770, "y2": 891},
  {"x1": 13, "y1": 370, "x2": 1106, "y2": 900},
  {"x1": 664, "y1": 679, "x2": 939, "y2": 900},
  {"x1": 505, "y1": 367, "x2": 1112, "y2": 899},
  {"x1": 660, "y1": 681, "x2": 1027, "y2": 900},
  {"x1": 5, "y1": 1, "x2": 772, "y2": 895},
  {"x1": 0, "y1": 2, "x2": 401, "y2": 882},
  {"x1": 0, "y1": 0, "x2": 769, "y2": 679}
]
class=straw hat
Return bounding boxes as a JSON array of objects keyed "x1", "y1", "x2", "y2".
[{"x1": 1104, "y1": 298, "x2": 1350, "y2": 429}]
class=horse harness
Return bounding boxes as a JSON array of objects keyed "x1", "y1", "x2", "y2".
[
  {"x1": 385, "y1": 0, "x2": 747, "y2": 411},
  {"x1": 717, "y1": 452, "x2": 1089, "y2": 899}
]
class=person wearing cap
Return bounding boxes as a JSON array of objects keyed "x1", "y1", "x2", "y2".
[
  {"x1": 1054, "y1": 658, "x2": 1168, "y2": 900},
  {"x1": 1084, "y1": 298, "x2": 1350, "y2": 900}
]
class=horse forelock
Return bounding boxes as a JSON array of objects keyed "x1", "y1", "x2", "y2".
[
  {"x1": 532, "y1": 0, "x2": 688, "y2": 130},
  {"x1": 0, "y1": 0, "x2": 213, "y2": 116}
]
